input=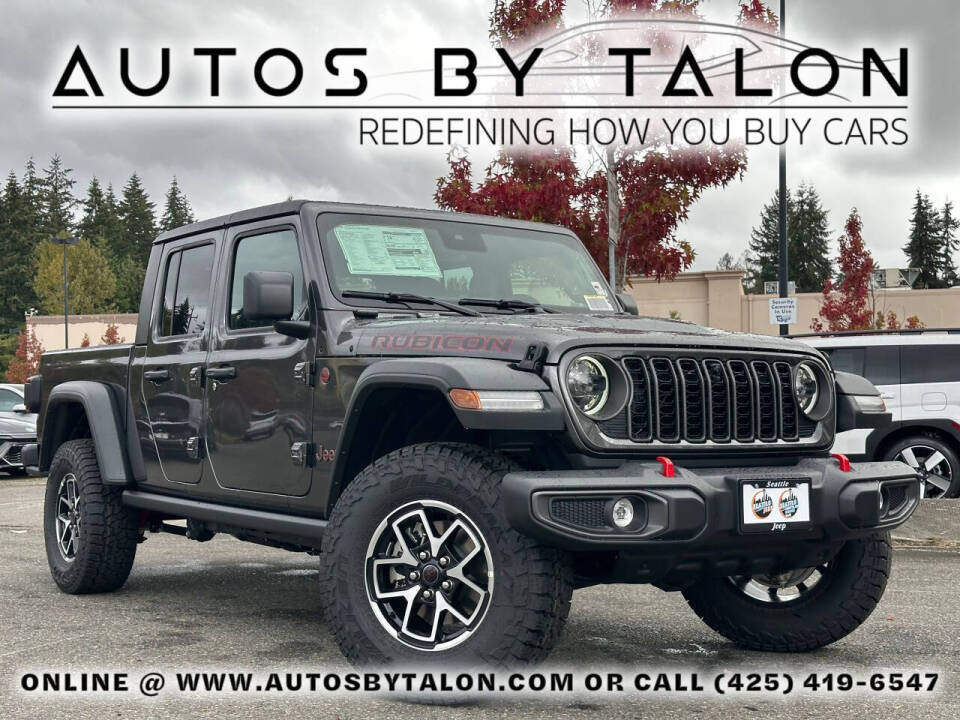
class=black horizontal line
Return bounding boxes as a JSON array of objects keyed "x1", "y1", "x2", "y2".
[{"x1": 52, "y1": 104, "x2": 909, "y2": 110}]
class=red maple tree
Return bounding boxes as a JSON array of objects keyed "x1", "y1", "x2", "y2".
[
  {"x1": 812, "y1": 209, "x2": 875, "y2": 332},
  {"x1": 101, "y1": 323, "x2": 125, "y2": 345},
  {"x1": 5, "y1": 326, "x2": 44, "y2": 383},
  {"x1": 436, "y1": 1, "x2": 776, "y2": 285}
]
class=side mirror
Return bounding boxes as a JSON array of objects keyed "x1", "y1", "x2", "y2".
[
  {"x1": 617, "y1": 292, "x2": 638, "y2": 316},
  {"x1": 243, "y1": 271, "x2": 294, "y2": 322},
  {"x1": 12, "y1": 403, "x2": 26, "y2": 414}
]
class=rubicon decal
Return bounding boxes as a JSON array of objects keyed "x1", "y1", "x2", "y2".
[{"x1": 366, "y1": 334, "x2": 515, "y2": 354}]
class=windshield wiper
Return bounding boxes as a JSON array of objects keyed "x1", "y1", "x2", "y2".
[
  {"x1": 341, "y1": 290, "x2": 481, "y2": 317},
  {"x1": 458, "y1": 297, "x2": 558, "y2": 314}
]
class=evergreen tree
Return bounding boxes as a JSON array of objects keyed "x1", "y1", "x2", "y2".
[
  {"x1": 117, "y1": 173, "x2": 156, "y2": 268},
  {"x1": 159, "y1": 176, "x2": 195, "y2": 232},
  {"x1": 938, "y1": 200, "x2": 959, "y2": 287},
  {"x1": 0, "y1": 165, "x2": 43, "y2": 326},
  {"x1": 745, "y1": 184, "x2": 831, "y2": 294},
  {"x1": 41, "y1": 154, "x2": 77, "y2": 239},
  {"x1": 745, "y1": 191, "x2": 793, "y2": 293},
  {"x1": 77, "y1": 177, "x2": 122, "y2": 252},
  {"x1": 904, "y1": 190, "x2": 943, "y2": 289},
  {"x1": 790, "y1": 183, "x2": 832, "y2": 293}
]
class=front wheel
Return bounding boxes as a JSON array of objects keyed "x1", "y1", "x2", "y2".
[
  {"x1": 682, "y1": 533, "x2": 891, "y2": 652},
  {"x1": 318, "y1": 443, "x2": 573, "y2": 667}
]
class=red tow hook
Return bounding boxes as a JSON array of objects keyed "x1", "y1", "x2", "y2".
[
  {"x1": 831, "y1": 453, "x2": 851, "y2": 472},
  {"x1": 656, "y1": 456, "x2": 675, "y2": 478}
]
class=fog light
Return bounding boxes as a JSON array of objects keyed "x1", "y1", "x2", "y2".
[{"x1": 611, "y1": 498, "x2": 634, "y2": 529}]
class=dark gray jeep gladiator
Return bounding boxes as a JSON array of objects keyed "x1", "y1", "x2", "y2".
[{"x1": 24, "y1": 200, "x2": 920, "y2": 666}]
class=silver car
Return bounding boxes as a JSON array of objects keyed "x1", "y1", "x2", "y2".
[{"x1": 0, "y1": 383, "x2": 37, "y2": 474}]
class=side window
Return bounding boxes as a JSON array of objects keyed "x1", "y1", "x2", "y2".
[
  {"x1": 159, "y1": 244, "x2": 215, "y2": 337},
  {"x1": 0, "y1": 388, "x2": 21, "y2": 411},
  {"x1": 863, "y1": 346, "x2": 900, "y2": 386},
  {"x1": 901, "y1": 345, "x2": 960, "y2": 384},
  {"x1": 229, "y1": 229, "x2": 305, "y2": 329},
  {"x1": 823, "y1": 347, "x2": 864, "y2": 376}
]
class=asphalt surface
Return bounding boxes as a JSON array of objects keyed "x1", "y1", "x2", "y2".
[{"x1": 1, "y1": 476, "x2": 957, "y2": 719}]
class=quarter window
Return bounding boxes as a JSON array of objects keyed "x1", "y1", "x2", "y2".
[
  {"x1": 229, "y1": 229, "x2": 305, "y2": 329},
  {"x1": 159, "y1": 244, "x2": 215, "y2": 337}
]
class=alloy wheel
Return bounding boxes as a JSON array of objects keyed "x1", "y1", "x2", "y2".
[
  {"x1": 55, "y1": 473, "x2": 81, "y2": 562},
  {"x1": 364, "y1": 500, "x2": 494, "y2": 652},
  {"x1": 729, "y1": 564, "x2": 828, "y2": 604},
  {"x1": 895, "y1": 444, "x2": 952, "y2": 499}
]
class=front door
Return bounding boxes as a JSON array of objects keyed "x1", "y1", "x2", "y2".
[
  {"x1": 204, "y1": 222, "x2": 314, "y2": 496},
  {"x1": 141, "y1": 239, "x2": 218, "y2": 485}
]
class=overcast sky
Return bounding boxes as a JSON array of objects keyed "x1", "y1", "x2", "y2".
[{"x1": 1, "y1": 0, "x2": 956, "y2": 273}]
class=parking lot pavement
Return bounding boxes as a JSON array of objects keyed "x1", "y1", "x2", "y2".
[{"x1": 1, "y1": 477, "x2": 957, "y2": 720}]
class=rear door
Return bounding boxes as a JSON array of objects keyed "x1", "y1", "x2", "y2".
[
  {"x1": 141, "y1": 237, "x2": 218, "y2": 485},
  {"x1": 900, "y1": 343, "x2": 960, "y2": 424},
  {"x1": 203, "y1": 219, "x2": 315, "y2": 496}
]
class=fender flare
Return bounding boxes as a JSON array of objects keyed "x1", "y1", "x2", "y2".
[
  {"x1": 41, "y1": 381, "x2": 136, "y2": 485},
  {"x1": 864, "y1": 418, "x2": 960, "y2": 461},
  {"x1": 326, "y1": 357, "x2": 565, "y2": 507}
]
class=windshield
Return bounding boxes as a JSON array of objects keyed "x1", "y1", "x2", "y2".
[{"x1": 317, "y1": 213, "x2": 617, "y2": 313}]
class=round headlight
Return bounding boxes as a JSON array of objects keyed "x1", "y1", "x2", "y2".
[
  {"x1": 567, "y1": 356, "x2": 609, "y2": 416},
  {"x1": 794, "y1": 362, "x2": 820, "y2": 416}
]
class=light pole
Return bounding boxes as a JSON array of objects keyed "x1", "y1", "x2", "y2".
[
  {"x1": 50, "y1": 235, "x2": 79, "y2": 349},
  {"x1": 777, "y1": 0, "x2": 789, "y2": 336}
]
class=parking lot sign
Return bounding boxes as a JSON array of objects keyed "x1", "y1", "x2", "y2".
[{"x1": 769, "y1": 297, "x2": 798, "y2": 325}]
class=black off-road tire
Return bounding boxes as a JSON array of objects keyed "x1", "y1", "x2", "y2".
[
  {"x1": 682, "y1": 533, "x2": 892, "y2": 652},
  {"x1": 318, "y1": 443, "x2": 573, "y2": 668},
  {"x1": 43, "y1": 439, "x2": 139, "y2": 594}
]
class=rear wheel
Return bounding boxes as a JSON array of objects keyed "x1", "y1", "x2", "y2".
[
  {"x1": 682, "y1": 533, "x2": 891, "y2": 651},
  {"x1": 883, "y1": 434, "x2": 960, "y2": 499},
  {"x1": 43, "y1": 439, "x2": 139, "y2": 594},
  {"x1": 319, "y1": 443, "x2": 573, "y2": 667}
]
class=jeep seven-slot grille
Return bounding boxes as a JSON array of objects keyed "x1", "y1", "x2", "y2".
[{"x1": 601, "y1": 356, "x2": 816, "y2": 445}]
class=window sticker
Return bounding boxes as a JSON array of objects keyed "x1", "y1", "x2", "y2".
[
  {"x1": 334, "y1": 224, "x2": 441, "y2": 277},
  {"x1": 584, "y1": 294, "x2": 615, "y2": 311},
  {"x1": 591, "y1": 281, "x2": 608, "y2": 296}
]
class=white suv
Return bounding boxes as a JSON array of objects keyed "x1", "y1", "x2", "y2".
[{"x1": 798, "y1": 330, "x2": 960, "y2": 499}]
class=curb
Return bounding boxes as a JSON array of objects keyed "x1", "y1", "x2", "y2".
[{"x1": 892, "y1": 499, "x2": 960, "y2": 549}]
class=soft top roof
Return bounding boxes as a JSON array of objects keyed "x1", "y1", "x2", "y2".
[{"x1": 153, "y1": 200, "x2": 572, "y2": 244}]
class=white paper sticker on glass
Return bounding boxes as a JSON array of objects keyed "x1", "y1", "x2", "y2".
[{"x1": 334, "y1": 225, "x2": 441, "y2": 278}]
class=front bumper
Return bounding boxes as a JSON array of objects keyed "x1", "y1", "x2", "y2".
[
  {"x1": 502, "y1": 457, "x2": 920, "y2": 554},
  {"x1": 0, "y1": 436, "x2": 35, "y2": 471}
]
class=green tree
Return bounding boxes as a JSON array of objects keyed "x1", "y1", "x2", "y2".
[
  {"x1": 34, "y1": 238, "x2": 117, "y2": 315},
  {"x1": 0, "y1": 165, "x2": 43, "y2": 326},
  {"x1": 790, "y1": 183, "x2": 832, "y2": 293},
  {"x1": 904, "y1": 190, "x2": 943, "y2": 289},
  {"x1": 77, "y1": 176, "x2": 121, "y2": 252},
  {"x1": 745, "y1": 190, "x2": 795, "y2": 293},
  {"x1": 938, "y1": 200, "x2": 959, "y2": 287},
  {"x1": 118, "y1": 173, "x2": 156, "y2": 267},
  {"x1": 113, "y1": 254, "x2": 146, "y2": 314},
  {"x1": 745, "y1": 184, "x2": 831, "y2": 294},
  {"x1": 159, "y1": 176, "x2": 195, "y2": 232},
  {"x1": 40, "y1": 154, "x2": 77, "y2": 239}
]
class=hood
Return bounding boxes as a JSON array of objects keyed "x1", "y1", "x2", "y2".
[
  {"x1": 344, "y1": 312, "x2": 822, "y2": 363},
  {"x1": 0, "y1": 413, "x2": 36, "y2": 436}
]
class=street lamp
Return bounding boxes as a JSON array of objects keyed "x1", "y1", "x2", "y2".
[{"x1": 50, "y1": 235, "x2": 79, "y2": 349}]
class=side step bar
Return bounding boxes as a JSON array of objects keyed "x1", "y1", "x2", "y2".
[{"x1": 122, "y1": 490, "x2": 328, "y2": 542}]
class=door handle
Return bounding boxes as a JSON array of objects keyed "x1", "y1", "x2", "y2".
[
  {"x1": 144, "y1": 369, "x2": 171, "y2": 383},
  {"x1": 881, "y1": 393, "x2": 895, "y2": 400},
  {"x1": 205, "y1": 366, "x2": 237, "y2": 381}
]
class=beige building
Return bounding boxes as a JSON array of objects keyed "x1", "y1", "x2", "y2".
[
  {"x1": 20, "y1": 273, "x2": 960, "y2": 350},
  {"x1": 627, "y1": 270, "x2": 960, "y2": 335},
  {"x1": 27, "y1": 313, "x2": 138, "y2": 352}
]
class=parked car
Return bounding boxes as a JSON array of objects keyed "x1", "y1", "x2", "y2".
[
  {"x1": 25, "y1": 201, "x2": 919, "y2": 667},
  {"x1": 797, "y1": 329, "x2": 960, "y2": 499},
  {"x1": 0, "y1": 383, "x2": 37, "y2": 474}
]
